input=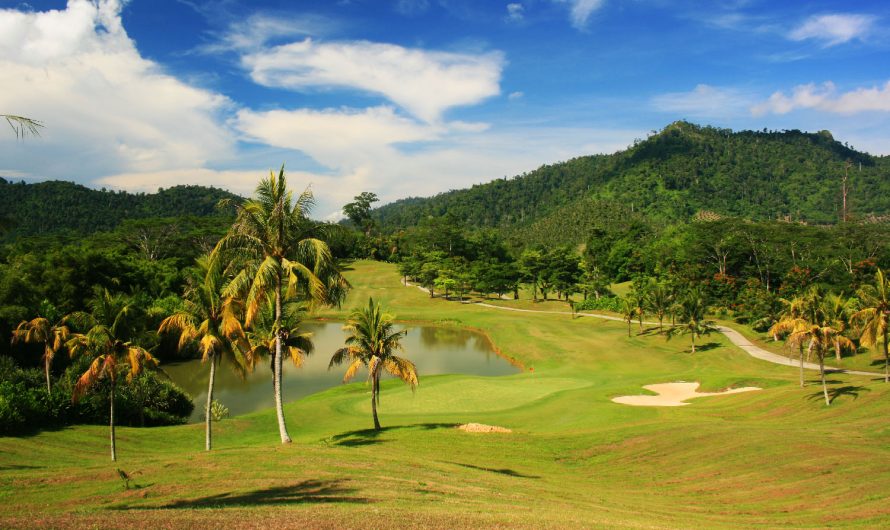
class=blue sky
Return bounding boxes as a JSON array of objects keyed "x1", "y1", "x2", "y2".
[{"x1": 1, "y1": 0, "x2": 888, "y2": 218}]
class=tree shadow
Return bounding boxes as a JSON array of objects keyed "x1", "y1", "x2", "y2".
[
  {"x1": 328, "y1": 422, "x2": 459, "y2": 447},
  {"x1": 448, "y1": 462, "x2": 540, "y2": 479},
  {"x1": 806, "y1": 385, "x2": 870, "y2": 404},
  {"x1": 112, "y1": 480, "x2": 369, "y2": 509},
  {"x1": 870, "y1": 359, "x2": 887, "y2": 367},
  {"x1": 695, "y1": 342, "x2": 721, "y2": 352},
  {"x1": 0, "y1": 464, "x2": 42, "y2": 470}
]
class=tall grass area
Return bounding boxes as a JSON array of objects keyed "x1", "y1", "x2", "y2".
[{"x1": 1, "y1": 260, "x2": 888, "y2": 528}]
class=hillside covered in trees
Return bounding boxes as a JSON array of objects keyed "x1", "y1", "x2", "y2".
[
  {"x1": 373, "y1": 122, "x2": 890, "y2": 245},
  {"x1": 0, "y1": 179, "x2": 240, "y2": 240}
]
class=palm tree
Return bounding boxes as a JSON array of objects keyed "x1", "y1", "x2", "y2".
[
  {"x1": 770, "y1": 288, "x2": 822, "y2": 388},
  {"x1": 11, "y1": 317, "x2": 70, "y2": 393},
  {"x1": 647, "y1": 281, "x2": 673, "y2": 332},
  {"x1": 852, "y1": 268, "x2": 890, "y2": 383},
  {"x1": 329, "y1": 298, "x2": 418, "y2": 431},
  {"x1": 822, "y1": 293, "x2": 854, "y2": 362},
  {"x1": 159, "y1": 255, "x2": 250, "y2": 451},
  {"x1": 66, "y1": 289, "x2": 158, "y2": 461},
  {"x1": 620, "y1": 298, "x2": 636, "y2": 338},
  {"x1": 785, "y1": 322, "x2": 852, "y2": 406},
  {"x1": 3, "y1": 114, "x2": 43, "y2": 138},
  {"x1": 668, "y1": 287, "x2": 716, "y2": 354},
  {"x1": 214, "y1": 166, "x2": 347, "y2": 443},
  {"x1": 245, "y1": 301, "x2": 315, "y2": 386}
]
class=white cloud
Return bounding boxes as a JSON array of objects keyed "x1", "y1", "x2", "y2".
[
  {"x1": 752, "y1": 81, "x2": 890, "y2": 116},
  {"x1": 242, "y1": 38, "x2": 504, "y2": 123},
  {"x1": 788, "y1": 14, "x2": 875, "y2": 46},
  {"x1": 506, "y1": 3, "x2": 525, "y2": 23},
  {"x1": 0, "y1": 0, "x2": 235, "y2": 179},
  {"x1": 553, "y1": 0, "x2": 606, "y2": 29},
  {"x1": 652, "y1": 84, "x2": 752, "y2": 118},
  {"x1": 197, "y1": 12, "x2": 333, "y2": 54},
  {"x1": 508, "y1": 91, "x2": 524, "y2": 101}
]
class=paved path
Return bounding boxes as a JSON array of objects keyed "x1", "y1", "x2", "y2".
[{"x1": 404, "y1": 279, "x2": 882, "y2": 377}]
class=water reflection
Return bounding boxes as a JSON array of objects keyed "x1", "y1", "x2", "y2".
[{"x1": 163, "y1": 322, "x2": 517, "y2": 422}]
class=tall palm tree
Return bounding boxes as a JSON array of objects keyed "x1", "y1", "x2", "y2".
[
  {"x1": 853, "y1": 268, "x2": 890, "y2": 383},
  {"x1": 66, "y1": 289, "x2": 157, "y2": 461},
  {"x1": 245, "y1": 301, "x2": 315, "y2": 385},
  {"x1": 785, "y1": 322, "x2": 852, "y2": 406},
  {"x1": 822, "y1": 293, "x2": 854, "y2": 362},
  {"x1": 214, "y1": 166, "x2": 348, "y2": 443},
  {"x1": 667, "y1": 287, "x2": 716, "y2": 354},
  {"x1": 2, "y1": 114, "x2": 43, "y2": 138},
  {"x1": 329, "y1": 298, "x2": 418, "y2": 431},
  {"x1": 620, "y1": 298, "x2": 636, "y2": 338},
  {"x1": 770, "y1": 288, "x2": 822, "y2": 387},
  {"x1": 647, "y1": 281, "x2": 673, "y2": 332},
  {"x1": 11, "y1": 317, "x2": 70, "y2": 393},
  {"x1": 159, "y1": 255, "x2": 250, "y2": 451}
]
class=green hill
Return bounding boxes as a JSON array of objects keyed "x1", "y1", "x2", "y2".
[
  {"x1": 374, "y1": 122, "x2": 890, "y2": 245},
  {"x1": 0, "y1": 179, "x2": 240, "y2": 240}
]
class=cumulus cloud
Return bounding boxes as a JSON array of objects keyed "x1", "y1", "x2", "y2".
[
  {"x1": 652, "y1": 84, "x2": 752, "y2": 118},
  {"x1": 0, "y1": 0, "x2": 234, "y2": 180},
  {"x1": 788, "y1": 13, "x2": 875, "y2": 46},
  {"x1": 752, "y1": 81, "x2": 890, "y2": 116},
  {"x1": 553, "y1": 0, "x2": 606, "y2": 29},
  {"x1": 506, "y1": 3, "x2": 525, "y2": 23},
  {"x1": 242, "y1": 39, "x2": 503, "y2": 123}
]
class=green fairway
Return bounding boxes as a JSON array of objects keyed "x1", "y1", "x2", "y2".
[{"x1": 1, "y1": 260, "x2": 888, "y2": 529}]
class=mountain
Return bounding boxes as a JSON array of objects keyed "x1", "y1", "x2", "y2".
[
  {"x1": 373, "y1": 122, "x2": 890, "y2": 245},
  {"x1": 0, "y1": 179, "x2": 240, "y2": 239}
]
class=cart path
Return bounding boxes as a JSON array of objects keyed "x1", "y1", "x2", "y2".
[{"x1": 402, "y1": 279, "x2": 881, "y2": 377}]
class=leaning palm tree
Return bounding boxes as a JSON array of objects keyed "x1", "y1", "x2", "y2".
[
  {"x1": 2, "y1": 114, "x2": 43, "y2": 138},
  {"x1": 159, "y1": 255, "x2": 250, "y2": 451},
  {"x1": 11, "y1": 316, "x2": 70, "y2": 393},
  {"x1": 213, "y1": 166, "x2": 348, "y2": 443},
  {"x1": 66, "y1": 289, "x2": 158, "y2": 461},
  {"x1": 667, "y1": 287, "x2": 716, "y2": 354},
  {"x1": 329, "y1": 298, "x2": 418, "y2": 431},
  {"x1": 852, "y1": 268, "x2": 890, "y2": 383}
]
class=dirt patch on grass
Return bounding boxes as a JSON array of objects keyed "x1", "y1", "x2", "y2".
[
  {"x1": 457, "y1": 423, "x2": 512, "y2": 433},
  {"x1": 612, "y1": 382, "x2": 761, "y2": 407}
]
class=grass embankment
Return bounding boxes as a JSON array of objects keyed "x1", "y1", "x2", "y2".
[{"x1": 1, "y1": 261, "x2": 888, "y2": 528}]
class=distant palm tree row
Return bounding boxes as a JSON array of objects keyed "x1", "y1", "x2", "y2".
[{"x1": 12, "y1": 168, "x2": 417, "y2": 460}]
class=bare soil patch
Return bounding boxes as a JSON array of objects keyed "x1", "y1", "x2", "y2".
[{"x1": 457, "y1": 423, "x2": 512, "y2": 433}]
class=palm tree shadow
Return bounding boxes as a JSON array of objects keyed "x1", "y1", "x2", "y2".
[
  {"x1": 806, "y1": 385, "x2": 870, "y2": 404},
  {"x1": 112, "y1": 480, "x2": 369, "y2": 509},
  {"x1": 695, "y1": 342, "x2": 721, "y2": 352},
  {"x1": 328, "y1": 422, "x2": 459, "y2": 447},
  {"x1": 449, "y1": 462, "x2": 540, "y2": 479}
]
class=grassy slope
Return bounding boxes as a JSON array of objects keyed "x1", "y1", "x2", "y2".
[{"x1": 1, "y1": 261, "x2": 888, "y2": 528}]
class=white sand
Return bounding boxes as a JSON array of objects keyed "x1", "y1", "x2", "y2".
[
  {"x1": 612, "y1": 382, "x2": 761, "y2": 407},
  {"x1": 457, "y1": 423, "x2": 512, "y2": 433}
]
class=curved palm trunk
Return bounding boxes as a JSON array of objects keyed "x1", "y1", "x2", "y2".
[
  {"x1": 205, "y1": 354, "x2": 217, "y2": 451},
  {"x1": 371, "y1": 369, "x2": 381, "y2": 431},
  {"x1": 110, "y1": 381, "x2": 117, "y2": 462},
  {"x1": 819, "y1": 352, "x2": 830, "y2": 406},
  {"x1": 273, "y1": 286, "x2": 292, "y2": 444}
]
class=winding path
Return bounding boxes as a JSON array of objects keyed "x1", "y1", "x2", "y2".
[{"x1": 403, "y1": 279, "x2": 881, "y2": 377}]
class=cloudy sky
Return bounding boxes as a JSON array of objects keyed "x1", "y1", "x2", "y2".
[{"x1": 1, "y1": 0, "x2": 888, "y2": 219}]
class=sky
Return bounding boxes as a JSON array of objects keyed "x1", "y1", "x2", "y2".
[{"x1": 1, "y1": 0, "x2": 888, "y2": 219}]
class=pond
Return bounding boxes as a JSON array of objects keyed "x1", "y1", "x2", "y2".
[{"x1": 162, "y1": 321, "x2": 518, "y2": 422}]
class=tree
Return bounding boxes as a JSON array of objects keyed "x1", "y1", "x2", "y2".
[
  {"x1": 11, "y1": 314, "x2": 70, "y2": 393},
  {"x1": 668, "y1": 287, "x2": 716, "y2": 353},
  {"x1": 66, "y1": 289, "x2": 158, "y2": 461},
  {"x1": 770, "y1": 291, "x2": 819, "y2": 388},
  {"x1": 785, "y1": 322, "x2": 851, "y2": 406},
  {"x1": 342, "y1": 192, "x2": 379, "y2": 237},
  {"x1": 628, "y1": 277, "x2": 649, "y2": 334},
  {"x1": 245, "y1": 301, "x2": 314, "y2": 389},
  {"x1": 158, "y1": 255, "x2": 250, "y2": 451},
  {"x1": 3, "y1": 115, "x2": 43, "y2": 139},
  {"x1": 329, "y1": 298, "x2": 418, "y2": 431},
  {"x1": 646, "y1": 281, "x2": 673, "y2": 332},
  {"x1": 519, "y1": 249, "x2": 545, "y2": 301},
  {"x1": 214, "y1": 166, "x2": 347, "y2": 444},
  {"x1": 821, "y1": 293, "x2": 854, "y2": 362},
  {"x1": 620, "y1": 298, "x2": 636, "y2": 338},
  {"x1": 853, "y1": 268, "x2": 890, "y2": 383}
]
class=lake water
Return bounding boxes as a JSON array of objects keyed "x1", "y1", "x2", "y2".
[{"x1": 162, "y1": 321, "x2": 518, "y2": 422}]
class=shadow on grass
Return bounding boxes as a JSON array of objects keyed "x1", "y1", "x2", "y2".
[
  {"x1": 806, "y1": 385, "x2": 870, "y2": 404},
  {"x1": 449, "y1": 462, "x2": 540, "y2": 479},
  {"x1": 328, "y1": 422, "x2": 459, "y2": 447},
  {"x1": 113, "y1": 480, "x2": 369, "y2": 509},
  {"x1": 0, "y1": 464, "x2": 43, "y2": 470},
  {"x1": 695, "y1": 342, "x2": 721, "y2": 352}
]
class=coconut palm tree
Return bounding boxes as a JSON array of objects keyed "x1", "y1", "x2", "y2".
[
  {"x1": 822, "y1": 293, "x2": 854, "y2": 362},
  {"x1": 646, "y1": 281, "x2": 673, "y2": 332},
  {"x1": 159, "y1": 255, "x2": 250, "y2": 451},
  {"x1": 770, "y1": 288, "x2": 822, "y2": 387},
  {"x1": 66, "y1": 289, "x2": 158, "y2": 461},
  {"x1": 213, "y1": 166, "x2": 348, "y2": 443},
  {"x1": 329, "y1": 298, "x2": 418, "y2": 431},
  {"x1": 785, "y1": 322, "x2": 852, "y2": 406},
  {"x1": 245, "y1": 301, "x2": 315, "y2": 384},
  {"x1": 852, "y1": 268, "x2": 890, "y2": 383},
  {"x1": 3, "y1": 114, "x2": 43, "y2": 138},
  {"x1": 620, "y1": 298, "x2": 636, "y2": 338},
  {"x1": 667, "y1": 287, "x2": 716, "y2": 354},
  {"x1": 11, "y1": 316, "x2": 70, "y2": 393}
]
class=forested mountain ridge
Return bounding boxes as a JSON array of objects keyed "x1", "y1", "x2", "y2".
[
  {"x1": 373, "y1": 122, "x2": 890, "y2": 243},
  {"x1": 0, "y1": 179, "x2": 240, "y2": 239}
]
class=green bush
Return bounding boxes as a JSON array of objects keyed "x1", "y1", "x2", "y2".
[{"x1": 575, "y1": 296, "x2": 624, "y2": 313}]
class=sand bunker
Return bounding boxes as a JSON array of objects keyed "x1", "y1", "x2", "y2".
[
  {"x1": 612, "y1": 382, "x2": 761, "y2": 407},
  {"x1": 457, "y1": 423, "x2": 512, "y2": 433}
]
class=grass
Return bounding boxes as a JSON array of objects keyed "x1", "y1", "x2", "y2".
[{"x1": 1, "y1": 260, "x2": 888, "y2": 528}]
